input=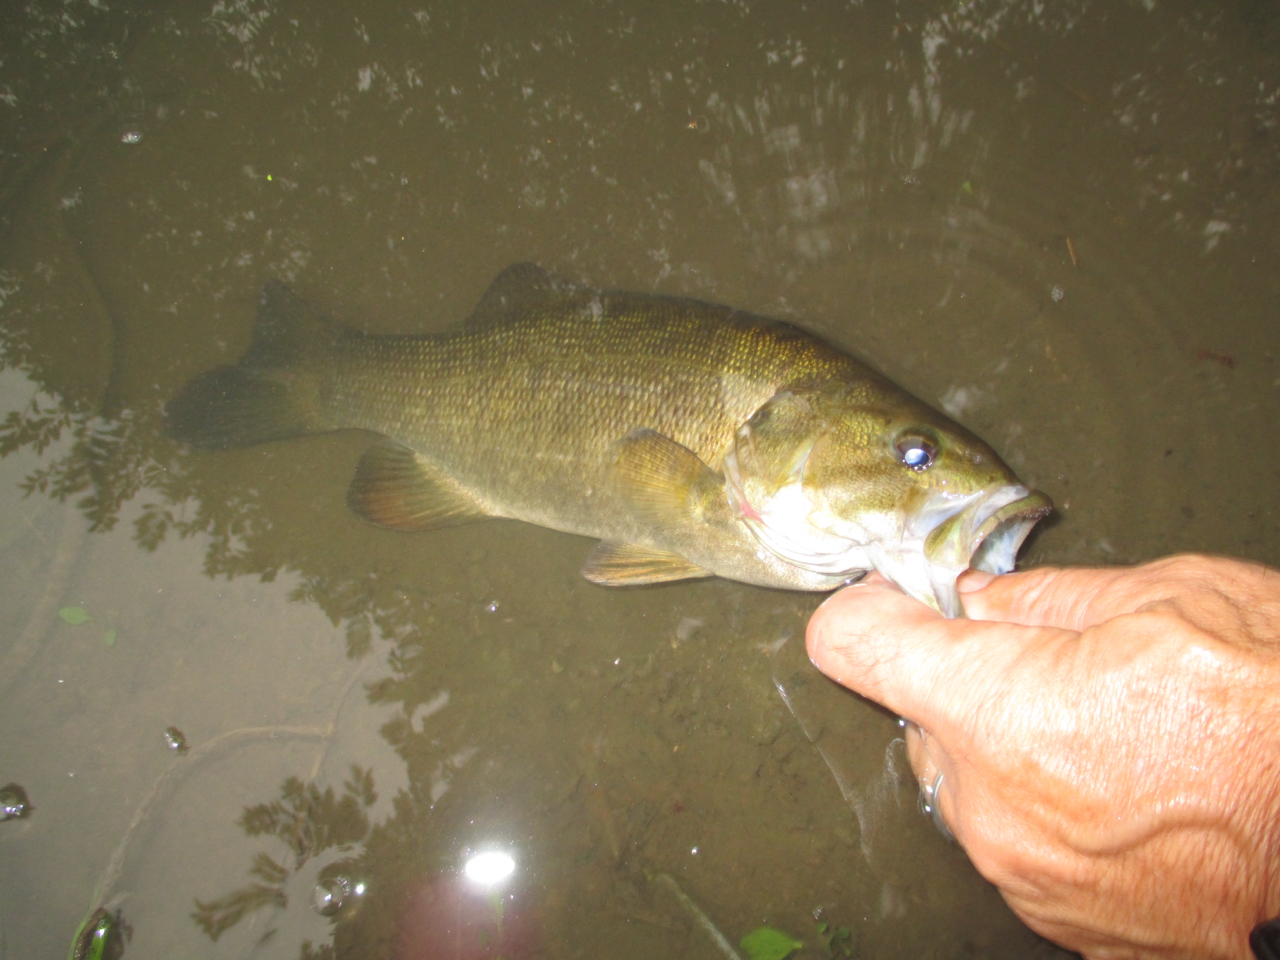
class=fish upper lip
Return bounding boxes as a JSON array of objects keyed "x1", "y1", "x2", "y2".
[
  {"x1": 964, "y1": 486, "x2": 1035, "y2": 550},
  {"x1": 972, "y1": 488, "x2": 1053, "y2": 546}
]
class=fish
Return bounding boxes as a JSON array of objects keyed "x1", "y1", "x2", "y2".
[{"x1": 167, "y1": 263, "x2": 1051, "y2": 616}]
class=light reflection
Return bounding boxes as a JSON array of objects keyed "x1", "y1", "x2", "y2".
[{"x1": 463, "y1": 850, "x2": 515, "y2": 888}]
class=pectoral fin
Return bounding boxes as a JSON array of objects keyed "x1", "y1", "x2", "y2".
[
  {"x1": 608, "y1": 428, "x2": 724, "y2": 526},
  {"x1": 582, "y1": 541, "x2": 712, "y2": 586},
  {"x1": 347, "y1": 440, "x2": 492, "y2": 532}
]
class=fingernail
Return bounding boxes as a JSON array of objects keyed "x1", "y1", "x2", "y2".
[
  {"x1": 817, "y1": 582, "x2": 863, "y2": 615},
  {"x1": 957, "y1": 570, "x2": 996, "y2": 594}
]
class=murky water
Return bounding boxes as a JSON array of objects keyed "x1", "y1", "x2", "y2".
[{"x1": 1, "y1": 1, "x2": 1277, "y2": 958}]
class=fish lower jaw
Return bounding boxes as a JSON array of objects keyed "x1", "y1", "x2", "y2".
[
  {"x1": 742, "y1": 515, "x2": 957, "y2": 612},
  {"x1": 868, "y1": 545, "x2": 965, "y2": 618}
]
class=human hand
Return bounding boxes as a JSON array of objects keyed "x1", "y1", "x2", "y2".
[{"x1": 805, "y1": 554, "x2": 1280, "y2": 960}]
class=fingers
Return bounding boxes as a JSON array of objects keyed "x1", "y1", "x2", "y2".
[
  {"x1": 957, "y1": 565, "x2": 1136, "y2": 630},
  {"x1": 805, "y1": 577, "x2": 1062, "y2": 732},
  {"x1": 960, "y1": 554, "x2": 1275, "y2": 632},
  {"x1": 905, "y1": 721, "x2": 956, "y2": 840}
]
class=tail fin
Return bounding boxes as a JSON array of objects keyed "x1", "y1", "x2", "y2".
[{"x1": 167, "y1": 281, "x2": 343, "y2": 449}]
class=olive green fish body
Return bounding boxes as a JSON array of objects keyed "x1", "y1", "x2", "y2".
[
  {"x1": 169, "y1": 265, "x2": 1050, "y2": 610},
  {"x1": 325, "y1": 288, "x2": 877, "y2": 581}
]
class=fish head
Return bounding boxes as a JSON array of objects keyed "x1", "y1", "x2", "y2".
[{"x1": 723, "y1": 384, "x2": 1052, "y2": 617}]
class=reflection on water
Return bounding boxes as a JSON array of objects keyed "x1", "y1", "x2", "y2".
[{"x1": 1, "y1": 0, "x2": 1277, "y2": 958}]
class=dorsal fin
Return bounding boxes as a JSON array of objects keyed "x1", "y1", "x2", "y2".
[{"x1": 465, "y1": 263, "x2": 580, "y2": 327}]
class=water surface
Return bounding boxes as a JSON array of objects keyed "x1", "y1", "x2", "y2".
[{"x1": 1, "y1": 1, "x2": 1277, "y2": 958}]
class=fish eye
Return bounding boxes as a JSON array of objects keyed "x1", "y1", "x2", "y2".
[{"x1": 894, "y1": 434, "x2": 937, "y2": 471}]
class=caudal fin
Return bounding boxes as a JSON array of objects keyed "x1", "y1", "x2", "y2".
[{"x1": 167, "y1": 281, "x2": 342, "y2": 449}]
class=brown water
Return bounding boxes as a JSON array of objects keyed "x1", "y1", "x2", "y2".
[{"x1": 1, "y1": 1, "x2": 1277, "y2": 958}]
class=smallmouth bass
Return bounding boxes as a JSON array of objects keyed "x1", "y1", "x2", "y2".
[{"x1": 168, "y1": 264, "x2": 1050, "y2": 615}]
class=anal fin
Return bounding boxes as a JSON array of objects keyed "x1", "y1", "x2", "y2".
[
  {"x1": 582, "y1": 541, "x2": 712, "y2": 586},
  {"x1": 347, "y1": 439, "x2": 491, "y2": 532}
]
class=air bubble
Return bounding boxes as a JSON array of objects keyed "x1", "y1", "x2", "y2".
[
  {"x1": 163, "y1": 726, "x2": 189, "y2": 755},
  {"x1": 312, "y1": 875, "x2": 353, "y2": 917},
  {"x1": 0, "y1": 783, "x2": 31, "y2": 821}
]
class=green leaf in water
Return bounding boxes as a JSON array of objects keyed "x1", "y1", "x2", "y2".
[
  {"x1": 741, "y1": 926, "x2": 803, "y2": 960},
  {"x1": 59, "y1": 607, "x2": 90, "y2": 625},
  {"x1": 103, "y1": 629, "x2": 116, "y2": 646}
]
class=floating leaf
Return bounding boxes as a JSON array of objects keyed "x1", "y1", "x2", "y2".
[
  {"x1": 103, "y1": 629, "x2": 117, "y2": 646},
  {"x1": 58, "y1": 606, "x2": 90, "y2": 625},
  {"x1": 741, "y1": 926, "x2": 803, "y2": 960}
]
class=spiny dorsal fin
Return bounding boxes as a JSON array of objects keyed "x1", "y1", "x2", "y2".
[
  {"x1": 346, "y1": 439, "x2": 492, "y2": 532},
  {"x1": 608, "y1": 428, "x2": 724, "y2": 526},
  {"x1": 581, "y1": 541, "x2": 712, "y2": 586},
  {"x1": 465, "y1": 263, "x2": 579, "y2": 327}
]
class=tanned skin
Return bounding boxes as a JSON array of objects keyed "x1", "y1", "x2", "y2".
[{"x1": 807, "y1": 555, "x2": 1280, "y2": 960}]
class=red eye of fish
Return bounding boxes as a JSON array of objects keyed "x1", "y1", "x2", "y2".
[{"x1": 895, "y1": 434, "x2": 936, "y2": 471}]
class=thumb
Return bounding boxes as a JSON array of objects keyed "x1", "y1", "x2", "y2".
[{"x1": 805, "y1": 578, "x2": 1070, "y2": 733}]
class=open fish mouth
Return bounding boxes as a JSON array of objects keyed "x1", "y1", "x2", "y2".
[
  {"x1": 914, "y1": 485, "x2": 1054, "y2": 616},
  {"x1": 965, "y1": 488, "x2": 1055, "y2": 575}
]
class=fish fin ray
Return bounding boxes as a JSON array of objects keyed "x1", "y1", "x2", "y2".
[
  {"x1": 247, "y1": 281, "x2": 347, "y2": 368},
  {"x1": 465, "y1": 262, "x2": 579, "y2": 327},
  {"x1": 167, "y1": 282, "x2": 345, "y2": 449},
  {"x1": 582, "y1": 541, "x2": 711, "y2": 585},
  {"x1": 167, "y1": 367, "x2": 318, "y2": 449},
  {"x1": 347, "y1": 440, "x2": 492, "y2": 532},
  {"x1": 608, "y1": 428, "x2": 722, "y2": 526}
]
